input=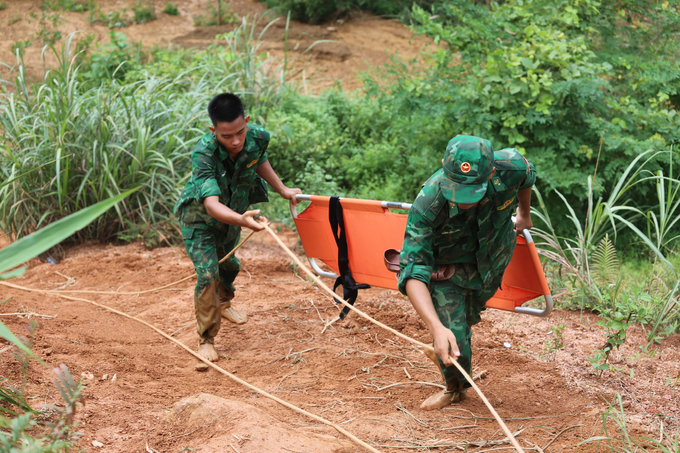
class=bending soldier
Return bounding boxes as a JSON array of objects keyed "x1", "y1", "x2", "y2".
[{"x1": 398, "y1": 135, "x2": 536, "y2": 410}]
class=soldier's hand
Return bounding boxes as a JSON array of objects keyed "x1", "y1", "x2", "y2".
[
  {"x1": 240, "y1": 209, "x2": 266, "y2": 232},
  {"x1": 432, "y1": 326, "x2": 460, "y2": 366},
  {"x1": 281, "y1": 187, "x2": 302, "y2": 206},
  {"x1": 513, "y1": 212, "x2": 533, "y2": 234}
]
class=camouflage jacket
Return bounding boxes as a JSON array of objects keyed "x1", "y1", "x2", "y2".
[
  {"x1": 398, "y1": 149, "x2": 536, "y2": 294},
  {"x1": 174, "y1": 124, "x2": 270, "y2": 242}
]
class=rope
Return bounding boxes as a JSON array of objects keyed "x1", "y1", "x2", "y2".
[
  {"x1": 262, "y1": 223, "x2": 526, "y2": 453},
  {"x1": 0, "y1": 230, "x2": 381, "y2": 453},
  {"x1": 2, "y1": 224, "x2": 525, "y2": 452}
]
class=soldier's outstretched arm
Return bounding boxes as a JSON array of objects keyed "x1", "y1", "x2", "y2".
[
  {"x1": 514, "y1": 187, "x2": 533, "y2": 233},
  {"x1": 256, "y1": 161, "x2": 302, "y2": 206},
  {"x1": 405, "y1": 278, "x2": 460, "y2": 366},
  {"x1": 203, "y1": 196, "x2": 267, "y2": 231}
]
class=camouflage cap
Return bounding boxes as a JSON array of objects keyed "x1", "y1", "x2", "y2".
[{"x1": 441, "y1": 135, "x2": 495, "y2": 204}]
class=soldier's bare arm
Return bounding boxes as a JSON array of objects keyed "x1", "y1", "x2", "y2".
[
  {"x1": 256, "y1": 161, "x2": 302, "y2": 206},
  {"x1": 405, "y1": 278, "x2": 460, "y2": 366},
  {"x1": 514, "y1": 187, "x2": 533, "y2": 233},
  {"x1": 203, "y1": 196, "x2": 268, "y2": 231}
]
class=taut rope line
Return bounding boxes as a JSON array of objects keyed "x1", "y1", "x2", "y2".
[
  {"x1": 261, "y1": 223, "x2": 526, "y2": 453},
  {"x1": 0, "y1": 230, "x2": 380, "y2": 453},
  {"x1": 2, "y1": 225, "x2": 525, "y2": 452}
]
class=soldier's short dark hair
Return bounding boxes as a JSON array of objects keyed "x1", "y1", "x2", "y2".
[{"x1": 208, "y1": 93, "x2": 245, "y2": 125}]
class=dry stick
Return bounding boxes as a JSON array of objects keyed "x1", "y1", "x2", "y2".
[
  {"x1": 0, "y1": 231, "x2": 256, "y2": 296},
  {"x1": 262, "y1": 223, "x2": 526, "y2": 453},
  {"x1": 7, "y1": 288, "x2": 380, "y2": 453}
]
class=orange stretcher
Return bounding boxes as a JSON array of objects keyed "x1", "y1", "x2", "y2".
[{"x1": 291, "y1": 194, "x2": 552, "y2": 317}]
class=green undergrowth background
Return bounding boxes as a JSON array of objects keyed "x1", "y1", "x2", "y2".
[{"x1": 2, "y1": 2, "x2": 680, "y2": 449}]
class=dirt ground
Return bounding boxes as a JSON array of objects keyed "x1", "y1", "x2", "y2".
[
  {"x1": 2, "y1": 1, "x2": 680, "y2": 451},
  {"x1": 1, "y1": 228, "x2": 679, "y2": 452},
  {"x1": 0, "y1": 0, "x2": 433, "y2": 91}
]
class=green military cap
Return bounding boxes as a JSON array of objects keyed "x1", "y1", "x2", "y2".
[{"x1": 441, "y1": 135, "x2": 495, "y2": 204}]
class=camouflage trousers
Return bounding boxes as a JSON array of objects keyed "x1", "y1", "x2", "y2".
[
  {"x1": 182, "y1": 227, "x2": 241, "y2": 345},
  {"x1": 430, "y1": 278, "x2": 500, "y2": 392}
]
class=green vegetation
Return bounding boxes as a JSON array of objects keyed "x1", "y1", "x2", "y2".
[
  {"x1": 258, "y1": 0, "x2": 438, "y2": 23},
  {"x1": 132, "y1": 0, "x2": 156, "y2": 24},
  {"x1": 41, "y1": 0, "x2": 96, "y2": 12},
  {"x1": 0, "y1": 184, "x2": 133, "y2": 450},
  {"x1": 0, "y1": 2, "x2": 7, "y2": 11},
  {"x1": 581, "y1": 394, "x2": 680, "y2": 452},
  {"x1": 193, "y1": 1, "x2": 238, "y2": 26},
  {"x1": 162, "y1": 2, "x2": 179, "y2": 16}
]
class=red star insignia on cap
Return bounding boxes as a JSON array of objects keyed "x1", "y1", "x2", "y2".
[{"x1": 460, "y1": 162, "x2": 471, "y2": 173}]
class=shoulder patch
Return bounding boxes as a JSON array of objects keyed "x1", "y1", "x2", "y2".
[{"x1": 247, "y1": 159, "x2": 259, "y2": 168}]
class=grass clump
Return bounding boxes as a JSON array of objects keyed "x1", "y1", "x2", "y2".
[
  {"x1": 162, "y1": 2, "x2": 179, "y2": 16},
  {"x1": 41, "y1": 0, "x2": 96, "y2": 12},
  {"x1": 133, "y1": 0, "x2": 156, "y2": 23},
  {"x1": 0, "y1": 2, "x2": 7, "y2": 11},
  {"x1": 194, "y1": 1, "x2": 238, "y2": 26}
]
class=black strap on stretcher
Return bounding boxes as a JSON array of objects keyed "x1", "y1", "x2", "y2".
[{"x1": 329, "y1": 196, "x2": 370, "y2": 320}]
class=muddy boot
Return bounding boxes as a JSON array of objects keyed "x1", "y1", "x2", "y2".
[{"x1": 221, "y1": 303, "x2": 247, "y2": 324}]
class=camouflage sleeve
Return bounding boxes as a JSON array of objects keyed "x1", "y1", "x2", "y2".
[
  {"x1": 494, "y1": 149, "x2": 536, "y2": 191},
  {"x1": 519, "y1": 158, "x2": 536, "y2": 190},
  {"x1": 192, "y1": 146, "x2": 221, "y2": 201},
  {"x1": 397, "y1": 206, "x2": 436, "y2": 295}
]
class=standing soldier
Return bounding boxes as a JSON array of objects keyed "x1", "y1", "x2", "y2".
[
  {"x1": 398, "y1": 135, "x2": 535, "y2": 410},
  {"x1": 174, "y1": 93, "x2": 301, "y2": 361}
]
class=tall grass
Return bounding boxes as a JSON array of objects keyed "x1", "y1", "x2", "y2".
[
  {"x1": 0, "y1": 20, "x2": 291, "y2": 243},
  {"x1": 532, "y1": 148, "x2": 680, "y2": 338}
]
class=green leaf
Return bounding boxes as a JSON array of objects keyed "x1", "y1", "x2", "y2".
[
  {"x1": 0, "y1": 189, "x2": 137, "y2": 275},
  {"x1": 0, "y1": 320, "x2": 35, "y2": 358},
  {"x1": 0, "y1": 268, "x2": 26, "y2": 281}
]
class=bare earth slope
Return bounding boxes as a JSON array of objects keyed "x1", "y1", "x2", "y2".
[
  {"x1": 0, "y1": 0, "x2": 432, "y2": 91},
  {"x1": 1, "y1": 234, "x2": 679, "y2": 452}
]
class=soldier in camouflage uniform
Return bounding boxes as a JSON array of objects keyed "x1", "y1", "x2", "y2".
[
  {"x1": 398, "y1": 135, "x2": 535, "y2": 410},
  {"x1": 174, "y1": 93, "x2": 301, "y2": 361}
]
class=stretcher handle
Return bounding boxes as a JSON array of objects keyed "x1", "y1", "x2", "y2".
[{"x1": 291, "y1": 194, "x2": 412, "y2": 219}]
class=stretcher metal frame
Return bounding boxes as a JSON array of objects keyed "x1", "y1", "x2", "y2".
[{"x1": 291, "y1": 194, "x2": 552, "y2": 317}]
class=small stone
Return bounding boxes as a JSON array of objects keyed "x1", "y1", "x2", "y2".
[
  {"x1": 81, "y1": 372, "x2": 94, "y2": 381},
  {"x1": 111, "y1": 374, "x2": 117, "y2": 384},
  {"x1": 195, "y1": 363, "x2": 209, "y2": 372},
  {"x1": 102, "y1": 374, "x2": 108, "y2": 381},
  {"x1": 326, "y1": 26, "x2": 337, "y2": 31},
  {"x1": 503, "y1": 342, "x2": 511, "y2": 348},
  {"x1": 92, "y1": 440, "x2": 104, "y2": 447}
]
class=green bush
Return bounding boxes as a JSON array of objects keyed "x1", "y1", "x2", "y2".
[
  {"x1": 193, "y1": 1, "x2": 238, "y2": 26},
  {"x1": 41, "y1": 0, "x2": 95, "y2": 12},
  {"x1": 258, "y1": 0, "x2": 438, "y2": 23},
  {"x1": 133, "y1": 0, "x2": 156, "y2": 23},
  {"x1": 162, "y1": 2, "x2": 179, "y2": 15}
]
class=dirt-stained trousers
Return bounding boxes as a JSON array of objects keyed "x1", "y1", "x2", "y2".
[
  {"x1": 429, "y1": 278, "x2": 501, "y2": 392},
  {"x1": 182, "y1": 227, "x2": 241, "y2": 345}
]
